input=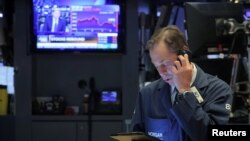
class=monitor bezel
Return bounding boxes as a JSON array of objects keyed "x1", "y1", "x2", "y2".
[
  {"x1": 30, "y1": 1, "x2": 126, "y2": 54},
  {"x1": 184, "y1": 2, "x2": 244, "y2": 58}
]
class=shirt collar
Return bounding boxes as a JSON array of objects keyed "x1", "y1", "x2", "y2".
[{"x1": 191, "y1": 63, "x2": 197, "y2": 86}]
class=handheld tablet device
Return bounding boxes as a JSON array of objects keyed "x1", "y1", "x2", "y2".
[{"x1": 110, "y1": 132, "x2": 160, "y2": 141}]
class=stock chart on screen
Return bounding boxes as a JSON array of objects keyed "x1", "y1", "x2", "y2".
[{"x1": 32, "y1": 2, "x2": 120, "y2": 51}]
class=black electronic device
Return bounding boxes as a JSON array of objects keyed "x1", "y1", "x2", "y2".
[
  {"x1": 177, "y1": 49, "x2": 192, "y2": 63},
  {"x1": 193, "y1": 58, "x2": 235, "y2": 86},
  {"x1": 30, "y1": 0, "x2": 126, "y2": 53},
  {"x1": 185, "y1": 2, "x2": 244, "y2": 58},
  {"x1": 177, "y1": 49, "x2": 191, "y2": 56},
  {"x1": 95, "y1": 89, "x2": 122, "y2": 114},
  {"x1": 110, "y1": 132, "x2": 160, "y2": 141}
]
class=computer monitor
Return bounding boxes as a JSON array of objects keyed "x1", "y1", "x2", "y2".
[
  {"x1": 31, "y1": 1, "x2": 125, "y2": 53},
  {"x1": 101, "y1": 90, "x2": 118, "y2": 104},
  {"x1": 95, "y1": 89, "x2": 121, "y2": 114},
  {"x1": 185, "y1": 2, "x2": 244, "y2": 58},
  {"x1": 193, "y1": 58, "x2": 235, "y2": 86},
  {"x1": 0, "y1": 62, "x2": 14, "y2": 94}
]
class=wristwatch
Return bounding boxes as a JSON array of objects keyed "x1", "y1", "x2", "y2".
[
  {"x1": 181, "y1": 90, "x2": 192, "y2": 95},
  {"x1": 179, "y1": 87, "x2": 204, "y2": 103},
  {"x1": 179, "y1": 89, "x2": 192, "y2": 95}
]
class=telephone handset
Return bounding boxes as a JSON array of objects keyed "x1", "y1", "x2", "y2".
[{"x1": 177, "y1": 50, "x2": 192, "y2": 63}]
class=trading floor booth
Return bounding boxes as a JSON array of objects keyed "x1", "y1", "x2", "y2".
[{"x1": 185, "y1": 2, "x2": 250, "y2": 124}]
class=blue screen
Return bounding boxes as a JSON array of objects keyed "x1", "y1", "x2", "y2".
[
  {"x1": 101, "y1": 91, "x2": 117, "y2": 102},
  {"x1": 32, "y1": 0, "x2": 121, "y2": 52},
  {"x1": 33, "y1": 0, "x2": 106, "y2": 6},
  {"x1": 244, "y1": 9, "x2": 250, "y2": 20},
  {"x1": 0, "y1": 62, "x2": 14, "y2": 94}
]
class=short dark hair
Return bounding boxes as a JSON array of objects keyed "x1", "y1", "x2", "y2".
[{"x1": 146, "y1": 25, "x2": 189, "y2": 52}]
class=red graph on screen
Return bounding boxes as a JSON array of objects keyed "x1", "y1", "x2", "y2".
[{"x1": 77, "y1": 16, "x2": 116, "y2": 29}]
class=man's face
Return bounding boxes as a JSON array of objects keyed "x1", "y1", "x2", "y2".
[{"x1": 150, "y1": 41, "x2": 178, "y2": 86}]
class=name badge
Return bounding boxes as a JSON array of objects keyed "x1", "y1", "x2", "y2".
[{"x1": 191, "y1": 86, "x2": 204, "y2": 103}]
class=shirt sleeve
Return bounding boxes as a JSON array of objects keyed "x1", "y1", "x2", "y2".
[{"x1": 170, "y1": 82, "x2": 233, "y2": 141}]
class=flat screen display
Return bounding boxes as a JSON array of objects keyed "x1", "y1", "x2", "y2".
[
  {"x1": 101, "y1": 91, "x2": 117, "y2": 103},
  {"x1": 0, "y1": 62, "x2": 14, "y2": 94},
  {"x1": 32, "y1": 1, "x2": 123, "y2": 53},
  {"x1": 185, "y1": 2, "x2": 244, "y2": 58}
]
